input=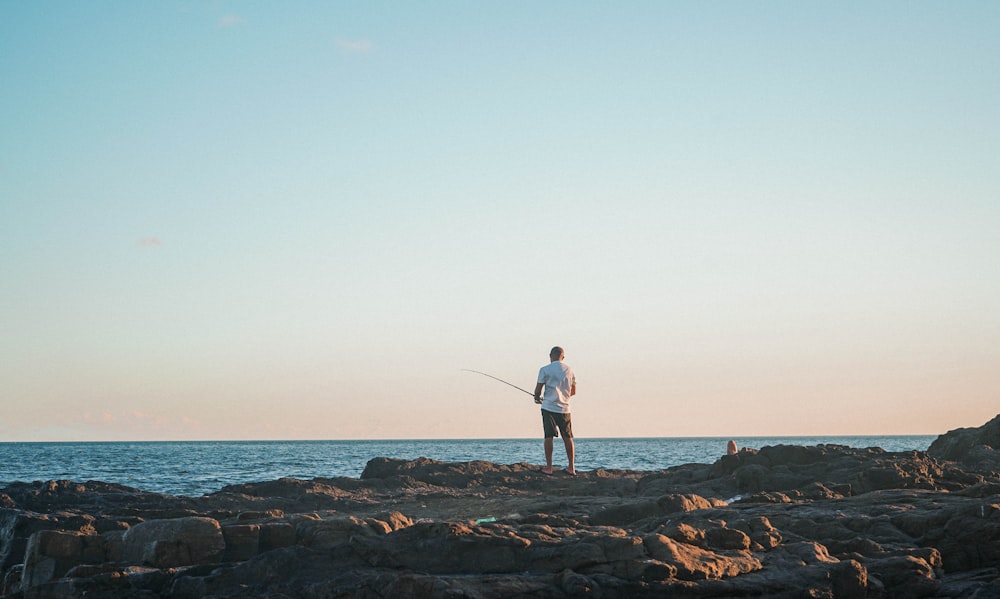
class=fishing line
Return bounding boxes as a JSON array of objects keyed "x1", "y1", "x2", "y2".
[{"x1": 461, "y1": 369, "x2": 535, "y2": 398}]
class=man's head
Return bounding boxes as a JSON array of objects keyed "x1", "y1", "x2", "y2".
[{"x1": 550, "y1": 346, "x2": 565, "y2": 361}]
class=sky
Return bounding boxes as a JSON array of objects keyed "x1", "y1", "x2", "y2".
[{"x1": 1, "y1": 2, "x2": 998, "y2": 442}]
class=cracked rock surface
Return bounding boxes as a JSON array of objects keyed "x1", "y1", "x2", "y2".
[{"x1": 4, "y1": 416, "x2": 1000, "y2": 598}]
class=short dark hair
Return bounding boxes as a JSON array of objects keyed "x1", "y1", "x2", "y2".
[{"x1": 550, "y1": 346, "x2": 564, "y2": 359}]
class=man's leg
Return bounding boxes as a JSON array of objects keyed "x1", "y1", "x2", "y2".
[
  {"x1": 543, "y1": 437, "x2": 555, "y2": 474},
  {"x1": 563, "y1": 436, "x2": 575, "y2": 475}
]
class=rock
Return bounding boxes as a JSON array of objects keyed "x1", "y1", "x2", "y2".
[
  {"x1": 588, "y1": 500, "x2": 663, "y2": 526},
  {"x1": 659, "y1": 520, "x2": 751, "y2": 552},
  {"x1": 295, "y1": 514, "x2": 402, "y2": 549},
  {"x1": 258, "y1": 521, "x2": 296, "y2": 552},
  {"x1": 350, "y1": 521, "x2": 531, "y2": 574},
  {"x1": 21, "y1": 530, "x2": 104, "y2": 589},
  {"x1": 1, "y1": 480, "x2": 186, "y2": 514},
  {"x1": 917, "y1": 502, "x2": 1000, "y2": 571},
  {"x1": 867, "y1": 554, "x2": 940, "y2": 598},
  {"x1": 589, "y1": 493, "x2": 714, "y2": 526},
  {"x1": 221, "y1": 524, "x2": 259, "y2": 561},
  {"x1": 0, "y1": 509, "x2": 96, "y2": 575},
  {"x1": 783, "y1": 541, "x2": 840, "y2": 564},
  {"x1": 120, "y1": 517, "x2": 224, "y2": 567},
  {"x1": 642, "y1": 534, "x2": 762, "y2": 580},
  {"x1": 704, "y1": 524, "x2": 751, "y2": 551},
  {"x1": 5, "y1": 415, "x2": 1000, "y2": 597},
  {"x1": 929, "y1": 414, "x2": 1000, "y2": 471},
  {"x1": 664, "y1": 522, "x2": 705, "y2": 547},
  {"x1": 731, "y1": 515, "x2": 782, "y2": 550},
  {"x1": 558, "y1": 568, "x2": 597, "y2": 594},
  {"x1": 830, "y1": 559, "x2": 868, "y2": 599},
  {"x1": 0, "y1": 565, "x2": 21, "y2": 598}
]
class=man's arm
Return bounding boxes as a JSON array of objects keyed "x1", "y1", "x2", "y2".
[
  {"x1": 534, "y1": 382, "x2": 544, "y2": 404},
  {"x1": 571, "y1": 381, "x2": 576, "y2": 396}
]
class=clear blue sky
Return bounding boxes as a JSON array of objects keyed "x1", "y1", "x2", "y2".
[{"x1": 2, "y1": 2, "x2": 998, "y2": 441}]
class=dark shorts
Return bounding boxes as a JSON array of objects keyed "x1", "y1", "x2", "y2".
[{"x1": 541, "y1": 409, "x2": 573, "y2": 439}]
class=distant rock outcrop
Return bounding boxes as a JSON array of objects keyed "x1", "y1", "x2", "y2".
[
  {"x1": 4, "y1": 416, "x2": 1000, "y2": 597},
  {"x1": 928, "y1": 413, "x2": 1000, "y2": 472}
]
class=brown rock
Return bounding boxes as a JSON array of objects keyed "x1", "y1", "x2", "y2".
[
  {"x1": 221, "y1": 523, "x2": 260, "y2": 561},
  {"x1": 665, "y1": 522, "x2": 706, "y2": 547},
  {"x1": 258, "y1": 521, "x2": 296, "y2": 552},
  {"x1": 21, "y1": 530, "x2": 103, "y2": 589},
  {"x1": 642, "y1": 534, "x2": 762, "y2": 580},
  {"x1": 296, "y1": 515, "x2": 388, "y2": 549},
  {"x1": 0, "y1": 510, "x2": 96, "y2": 574},
  {"x1": 731, "y1": 515, "x2": 782, "y2": 550},
  {"x1": 704, "y1": 524, "x2": 751, "y2": 551}
]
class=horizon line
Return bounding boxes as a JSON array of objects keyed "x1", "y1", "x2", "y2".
[{"x1": 0, "y1": 433, "x2": 941, "y2": 444}]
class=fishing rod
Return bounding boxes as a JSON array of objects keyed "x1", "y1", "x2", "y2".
[{"x1": 461, "y1": 369, "x2": 537, "y2": 399}]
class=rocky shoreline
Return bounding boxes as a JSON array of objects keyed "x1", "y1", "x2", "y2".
[{"x1": 3, "y1": 417, "x2": 1000, "y2": 598}]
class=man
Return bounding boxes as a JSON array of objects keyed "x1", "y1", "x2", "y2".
[{"x1": 534, "y1": 346, "x2": 577, "y2": 475}]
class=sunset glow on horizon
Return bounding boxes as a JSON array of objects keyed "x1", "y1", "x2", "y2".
[{"x1": 2, "y1": 2, "x2": 998, "y2": 442}]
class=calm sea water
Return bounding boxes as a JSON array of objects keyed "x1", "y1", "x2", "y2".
[{"x1": 0, "y1": 436, "x2": 936, "y2": 497}]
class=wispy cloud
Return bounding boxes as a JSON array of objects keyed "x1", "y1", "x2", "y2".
[
  {"x1": 130, "y1": 410, "x2": 166, "y2": 426},
  {"x1": 219, "y1": 13, "x2": 245, "y2": 28},
  {"x1": 137, "y1": 237, "x2": 162, "y2": 248},
  {"x1": 84, "y1": 411, "x2": 118, "y2": 424},
  {"x1": 336, "y1": 38, "x2": 374, "y2": 53}
]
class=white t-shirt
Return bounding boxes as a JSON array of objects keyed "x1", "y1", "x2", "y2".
[{"x1": 537, "y1": 361, "x2": 576, "y2": 414}]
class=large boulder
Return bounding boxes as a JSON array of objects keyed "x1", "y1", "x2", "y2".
[
  {"x1": 119, "y1": 517, "x2": 224, "y2": 567},
  {"x1": 20, "y1": 530, "x2": 104, "y2": 590},
  {"x1": 0, "y1": 509, "x2": 96, "y2": 574}
]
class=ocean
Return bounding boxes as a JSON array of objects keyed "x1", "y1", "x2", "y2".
[{"x1": 0, "y1": 436, "x2": 936, "y2": 497}]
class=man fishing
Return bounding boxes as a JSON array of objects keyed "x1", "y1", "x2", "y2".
[{"x1": 534, "y1": 346, "x2": 577, "y2": 475}]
